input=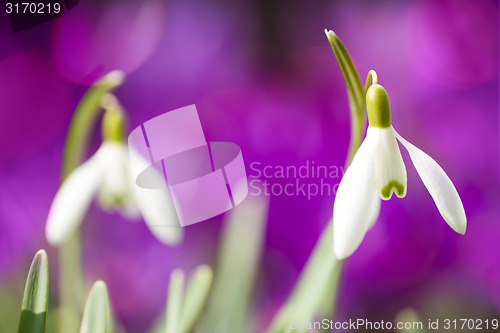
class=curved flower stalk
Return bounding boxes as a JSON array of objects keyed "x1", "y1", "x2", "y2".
[
  {"x1": 267, "y1": 30, "x2": 362, "y2": 333},
  {"x1": 46, "y1": 94, "x2": 182, "y2": 246},
  {"x1": 333, "y1": 70, "x2": 467, "y2": 259},
  {"x1": 55, "y1": 70, "x2": 125, "y2": 333}
]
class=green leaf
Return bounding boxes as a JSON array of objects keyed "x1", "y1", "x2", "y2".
[
  {"x1": 18, "y1": 250, "x2": 49, "y2": 333},
  {"x1": 179, "y1": 265, "x2": 213, "y2": 333},
  {"x1": 80, "y1": 281, "x2": 113, "y2": 333},
  {"x1": 146, "y1": 265, "x2": 213, "y2": 333},
  {"x1": 324, "y1": 29, "x2": 366, "y2": 164},
  {"x1": 166, "y1": 270, "x2": 185, "y2": 333},
  {"x1": 325, "y1": 30, "x2": 362, "y2": 104},
  {"x1": 195, "y1": 196, "x2": 268, "y2": 333}
]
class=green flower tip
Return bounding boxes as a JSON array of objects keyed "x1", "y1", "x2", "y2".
[
  {"x1": 97, "y1": 70, "x2": 125, "y2": 89},
  {"x1": 34, "y1": 249, "x2": 47, "y2": 261},
  {"x1": 23, "y1": 249, "x2": 49, "y2": 314},
  {"x1": 87, "y1": 280, "x2": 110, "y2": 303},
  {"x1": 195, "y1": 265, "x2": 213, "y2": 280},
  {"x1": 366, "y1": 76, "x2": 391, "y2": 129},
  {"x1": 368, "y1": 69, "x2": 378, "y2": 85},
  {"x1": 101, "y1": 93, "x2": 120, "y2": 111},
  {"x1": 171, "y1": 269, "x2": 185, "y2": 283},
  {"x1": 80, "y1": 280, "x2": 112, "y2": 333},
  {"x1": 380, "y1": 180, "x2": 405, "y2": 200},
  {"x1": 18, "y1": 249, "x2": 49, "y2": 333},
  {"x1": 101, "y1": 93, "x2": 125, "y2": 142},
  {"x1": 93, "y1": 280, "x2": 107, "y2": 291},
  {"x1": 324, "y1": 29, "x2": 338, "y2": 44}
]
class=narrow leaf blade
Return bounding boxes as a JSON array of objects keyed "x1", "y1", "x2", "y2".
[
  {"x1": 18, "y1": 249, "x2": 49, "y2": 333},
  {"x1": 196, "y1": 196, "x2": 268, "y2": 333},
  {"x1": 331, "y1": 31, "x2": 363, "y2": 100},
  {"x1": 166, "y1": 270, "x2": 185, "y2": 333},
  {"x1": 324, "y1": 29, "x2": 366, "y2": 163},
  {"x1": 180, "y1": 265, "x2": 213, "y2": 333},
  {"x1": 324, "y1": 30, "x2": 362, "y2": 105},
  {"x1": 80, "y1": 281, "x2": 112, "y2": 333}
]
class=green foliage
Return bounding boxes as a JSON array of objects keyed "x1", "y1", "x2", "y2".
[
  {"x1": 80, "y1": 281, "x2": 113, "y2": 333},
  {"x1": 17, "y1": 250, "x2": 49, "y2": 333},
  {"x1": 179, "y1": 266, "x2": 213, "y2": 333},
  {"x1": 195, "y1": 196, "x2": 268, "y2": 333},
  {"x1": 148, "y1": 266, "x2": 214, "y2": 333},
  {"x1": 325, "y1": 29, "x2": 366, "y2": 163}
]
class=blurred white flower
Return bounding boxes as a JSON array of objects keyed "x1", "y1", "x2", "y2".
[
  {"x1": 333, "y1": 80, "x2": 466, "y2": 259},
  {"x1": 46, "y1": 97, "x2": 182, "y2": 247}
]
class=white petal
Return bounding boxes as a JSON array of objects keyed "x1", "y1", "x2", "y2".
[
  {"x1": 46, "y1": 151, "x2": 105, "y2": 246},
  {"x1": 394, "y1": 129, "x2": 466, "y2": 234},
  {"x1": 95, "y1": 142, "x2": 141, "y2": 219},
  {"x1": 373, "y1": 126, "x2": 407, "y2": 200},
  {"x1": 133, "y1": 187, "x2": 183, "y2": 246},
  {"x1": 118, "y1": 200, "x2": 141, "y2": 220},
  {"x1": 367, "y1": 192, "x2": 381, "y2": 230},
  {"x1": 101, "y1": 143, "x2": 129, "y2": 193},
  {"x1": 95, "y1": 144, "x2": 139, "y2": 223},
  {"x1": 130, "y1": 150, "x2": 183, "y2": 245},
  {"x1": 101, "y1": 161, "x2": 129, "y2": 198},
  {"x1": 333, "y1": 127, "x2": 379, "y2": 259}
]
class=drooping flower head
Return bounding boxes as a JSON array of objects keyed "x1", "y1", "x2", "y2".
[
  {"x1": 46, "y1": 93, "x2": 182, "y2": 247},
  {"x1": 333, "y1": 71, "x2": 466, "y2": 259}
]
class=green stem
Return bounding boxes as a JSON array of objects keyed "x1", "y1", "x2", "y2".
[
  {"x1": 101, "y1": 93, "x2": 126, "y2": 143},
  {"x1": 58, "y1": 233, "x2": 84, "y2": 333},
  {"x1": 266, "y1": 221, "x2": 338, "y2": 333},
  {"x1": 58, "y1": 71, "x2": 124, "y2": 333},
  {"x1": 266, "y1": 31, "x2": 367, "y2": 333},
  {"x1": 60, "y1": 71, "x2": 125, "y2": 179}
]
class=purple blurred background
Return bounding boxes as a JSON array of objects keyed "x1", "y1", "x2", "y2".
[{"x1": 0, "y1": 0, "x2": 498, "y2": 331}]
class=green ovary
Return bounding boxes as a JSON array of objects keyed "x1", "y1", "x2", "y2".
[
  {"x1": 381, "y1": 180, "x2": 405, "y2": 199},
  {"x1": 366, "y1": 84, "x2": 392, "y2": 129}
]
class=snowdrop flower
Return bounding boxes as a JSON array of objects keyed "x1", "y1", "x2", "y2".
[
  {"x1": 46, "y1": 94, "x2": 182, "y2": 246},
  {"x1": 333, "y1": 71, "x2": 466, "y2": 259}
]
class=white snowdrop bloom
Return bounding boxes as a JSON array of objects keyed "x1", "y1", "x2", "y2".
[
  {"x1": 333, "y1": 78, "x2": 466, "y2": 259},
  {"x1": 46, "y1": 142, "x2": 182, "y2": 247}
]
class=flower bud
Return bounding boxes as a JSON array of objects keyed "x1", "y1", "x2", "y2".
[{"x1": 366, "y1": 84, "x2": 391, "y2": 128}]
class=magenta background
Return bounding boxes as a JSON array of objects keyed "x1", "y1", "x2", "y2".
[{"x1": 0, "y1": 0, "x2": 498, "y2": 332}]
